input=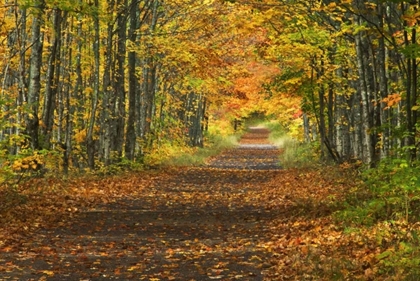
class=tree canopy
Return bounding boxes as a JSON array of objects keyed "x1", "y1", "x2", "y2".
[{"x1": 1, "y1": 0, "x2": 420, "y2": 179}]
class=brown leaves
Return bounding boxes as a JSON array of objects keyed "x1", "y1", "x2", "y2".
[
  {"x1": 0, "y1": 173, "x2": 156, "y2": 251},
  {"x1": 259, "y1": 165, "x2": 405, "y2": 280},
  {"x1": 0, "y1": 128, "x2": 385, "y2": 280}
]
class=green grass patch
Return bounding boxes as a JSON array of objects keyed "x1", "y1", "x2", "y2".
[
  {"x1": 150, "y1": 132, "x2": 240, "y2": 167},
  {"x1": 167, "y1": 135, "x2": 239, "y2": 166},
  {"x1": 261, "y1": 120, "x2": 319, "y2": 168}
]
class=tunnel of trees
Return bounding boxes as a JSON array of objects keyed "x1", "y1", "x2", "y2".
[{"x1": 1, "y1": 0, "x2": 420, "y2": 178}]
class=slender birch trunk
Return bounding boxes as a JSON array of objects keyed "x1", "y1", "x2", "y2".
[{"x1": 25, "y1": 0, "x2": 45, "y2": 150}]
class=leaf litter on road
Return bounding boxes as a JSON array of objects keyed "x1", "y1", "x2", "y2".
[{"x1": 0, "y1": 127, "x2": 372, "y2": 280}]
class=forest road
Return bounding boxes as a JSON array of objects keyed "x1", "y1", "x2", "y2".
[{"x1": 0, "y1": 126, "x2": 286, "y2": 281}]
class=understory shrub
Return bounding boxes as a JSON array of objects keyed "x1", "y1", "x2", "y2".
[{"x1": 336, "y1": 158, "x2": 420, "y2": 279}]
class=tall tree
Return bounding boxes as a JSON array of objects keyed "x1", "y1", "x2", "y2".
[{"x1": 25, "y1": 0, "x2": 45, "y2": 150}]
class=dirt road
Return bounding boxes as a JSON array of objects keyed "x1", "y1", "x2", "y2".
[{"x1": 1, "y1": 127, "x2": 287, "y2": 280}]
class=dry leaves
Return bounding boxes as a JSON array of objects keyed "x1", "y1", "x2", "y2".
[{"x1": 0, "y1": 128, "x2": 395, "y2": 280}]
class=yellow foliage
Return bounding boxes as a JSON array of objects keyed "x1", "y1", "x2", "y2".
[
  {"x1": 12, "y1": 154, "x2": 44, "y2": 172},
  {"x1": 84, "y1": 87, "x2": 93, "y2": 94},
  {"x1": 144, "y1": 141, "x2": 195, "y2": 167},
  {"x1": 12, "y1": 161, "x2": 22, "y2": 171},
  {"x1": 289, "y1": 118, "x2": 304, "y2": 141},
  {"x1": 74, "y1": 129, "x2": 87, "y2": 144}
]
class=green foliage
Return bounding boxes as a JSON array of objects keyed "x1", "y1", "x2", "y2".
[
  {"x1": 336, "y1": 158, "x2": 420, "y2": 279},
  {"x1": 400, "y1": 43, "x2": 420, "y2": 60},
  {"x1": 337, "y1": 159, "x2": 420, "y2": 226},
  {"x1": 269, "y1": 68, "x2": 306, "y2": 94},
  {"x1": 366, "y1": 159, "x2": 420, "y2": 222},
  {"x1": 242, "y1": 112, "x2": 268, "y2": 127},
  {"x1": 376, "y1": 229, "x2": 420, "y2": 280},
  {"x1": 264, "y1": 120, "x2": 286, "y2": 140},
  {"x1": 279, "y1": 139, "x2": 319, "y2": 168},
  {"x1": 96, "y1": 157, "x2": 144, "y2": 175},
  {"x1": 257, "y1": 119, "x2": 319, "y2": 168}
]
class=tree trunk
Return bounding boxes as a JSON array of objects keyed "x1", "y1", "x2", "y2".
[
  {"x1": 114, "y1": 0, "x2": 127, "y2": 159},
  {"x1": 86, "y1": 0, "x2": 100, "y2": 169},
  {"x1": 318, "y1": 84, "x2": 327, "y2": 160},
  {"x1": 188, "y1": 93, "x2": 206, "y2": 147},
  {"x1": 101, "y1": 4, "x2": 115, "y2": 166},
  {"x1": 354, "y1": 23, "x2": 374, "y2": 164},
  {"x1": 377, "y1": 3, "x2": 390, "y2": 159},
  {"x1": 42, "y1": 9, "x2": 63, "y2": 149},
  {"x1": 405, "y1": 24, "x2": 417, "y2": 161},
  {"x1": 125, "y1": 0, "x2": 139, "y2": 160},
  {"x1": 25, "y1": 0, "x2": 45, "y2": 150}
]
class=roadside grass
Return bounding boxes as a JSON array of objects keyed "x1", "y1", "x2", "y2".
[
  {"x1": 162, "y1": 133, "x2": 240, "y2": 167},
  {"x1": 263, "y1": 120, "x2": 319, "y2": 168}
]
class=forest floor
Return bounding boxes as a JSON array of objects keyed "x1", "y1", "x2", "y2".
[{"x1": 0, "y1": 127, "x2": 370, "y2": 280}]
